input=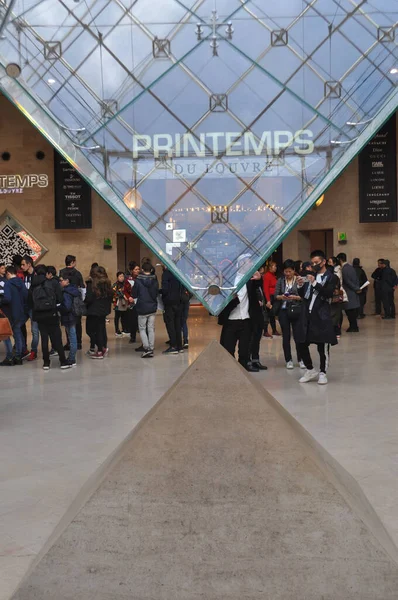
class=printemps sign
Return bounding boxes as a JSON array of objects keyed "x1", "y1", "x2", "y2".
[{"x1": 0, "y1": 174, "x2": 49, "y2": 194}]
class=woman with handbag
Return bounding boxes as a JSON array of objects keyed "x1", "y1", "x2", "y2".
[
  {"x1": 274, "y1": 259, "x2": 305, "y2": 370},
  {"x1": 112, "y1": 271, "x2": 131, "y2": 336}
]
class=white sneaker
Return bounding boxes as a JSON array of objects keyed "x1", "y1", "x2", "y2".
[
  {"x1": 299, "y1": 360, "x2": 306, "y2": 369},
  {"x1": 318, "y1": 373, "x2": 328, "y2": 385},
  {"x1": 299, "y1": 369, "x2": 319, "y2": 383},
  {"x1": 286, "y1": 360, "x2": 294, "y2": 370}
]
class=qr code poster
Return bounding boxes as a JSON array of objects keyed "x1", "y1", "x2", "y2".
[{"x1": 0, "y1": 211, "x2": 48, "y2": 265}]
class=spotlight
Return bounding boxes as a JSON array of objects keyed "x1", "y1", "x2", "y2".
[
  {"x1": 1, "y1": 152, "x2": 11, "y2": 161},
  {"x1": 36, "y1": 151, "x2": 45, "y2": 160},
  {"x1": 390, "y1": 68, "x2": 398, "y2": 74},
  {"x1": 47, "y1": 78, "x2": 56, "y2": 85}
]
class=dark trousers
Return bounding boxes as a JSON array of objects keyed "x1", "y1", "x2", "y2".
[
  {"x1": 265, "y1": 295, "x2": 277, "y2": 334},
  {"x1": 128, "y1": 307, "x2": 138, "y2": 341},
  {"x1": 357, "y1": 293, "x2": 367, "y2": 317},
  {"x1": 345, "y1": 308, "x2": 358, "y2": 330},
  {"x1": 220, "y1": 318, "x2": 251, "y2": 368},
  {"x1": 86, "y1": 315, "x2": 107, "y2": 351},
  {"x1": 38, "y1": 320, "x2": 66, "y2": 365},
  {"x1": 249, "y1": 321, "x2": 264, "y2": 362},
  {"x1": 299, "y1": 342, "x2": 329, "y2": 374},
  {"x1": 278, "y1": 309, "x2": 302, "y2": 363},
  {"x1": 21, "y1": 322, "x2": 27, "y2": 349},
  {"x1": 164, "y1": 304, "x2": 183, "y2": 350},
  {"x1": 114, "y1": 310, "x2": 128, "y2": 333},
  {"x1": 374, "y1": 286, "x2": 382, "y2": 314},
  {"x1": 382, "y1": 289, "x2": 395, "y2": 318},
  {"x1": 181, "y1": 302, "x2": 189, "y2": 343}
]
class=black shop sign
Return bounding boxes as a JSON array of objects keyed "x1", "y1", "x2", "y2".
[
  {"x1": 359, "y1": 115, "x2": 397, "y2": 223},
  {"x1": 54, "y1": 151, "x2": 92, "y2": 229}
]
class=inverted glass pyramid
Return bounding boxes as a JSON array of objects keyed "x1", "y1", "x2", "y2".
[{"x1": 1, "y1": 0, "x2": 397, "y2": 314}]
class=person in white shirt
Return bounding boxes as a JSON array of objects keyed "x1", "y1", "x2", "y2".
[
  {"x1": 296, "y1": 250, "x2": 337, "y2": 385},
  {"x1": 218, "y1": 254, "x2": 263, "y2": 372}
]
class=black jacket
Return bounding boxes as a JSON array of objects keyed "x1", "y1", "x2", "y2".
[
  {"x1": 297, "y1": 270, "x2": 337, "y2": 346},
  {"x1": 59, "y1": 267, "x2": 85, "y2": 288},
  {"x1": 132, "y1": 273, "x2": 159, "y2": 316},
  {"x1": 85, "y1": 280, "x2": 112, "y2": 317},
  {"x1": 218, "y1": 279, "x2": 263, "y2": 326},
  {"x1": 371, "y1": 267, "x2": 383, "y2": 290},
  {"x1": 31, "y1": 275, "x2": 63, "y2": 323},
  {"x1": 381, "y1": 266, "x2": 397, "y2": 291},
  {"x1": 161, "y1": 270, "x2": 183, "y2": 307},
  {"x1": 354, "y1": 266, "x2": 368, "y2": 289}
]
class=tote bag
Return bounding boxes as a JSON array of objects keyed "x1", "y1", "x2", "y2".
[{"x1": 0, "y1": 309, "x2": 13, "y2": 341}]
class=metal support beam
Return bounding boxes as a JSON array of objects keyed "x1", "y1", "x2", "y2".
[{"x1": 0, "y1": 0, "x2": 17, "y2": 39}]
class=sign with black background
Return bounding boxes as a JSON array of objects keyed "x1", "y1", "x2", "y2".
[
  {"x1": 359, "y1": 115, "x2": 397, "y2": 223},
  {"x1": 54, "y1": 151, "x2": 92, "y2": 229}
]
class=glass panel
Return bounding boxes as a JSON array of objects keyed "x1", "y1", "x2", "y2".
[{"x1": 1, "y1": 0, "x2": 397, "y2": 314}]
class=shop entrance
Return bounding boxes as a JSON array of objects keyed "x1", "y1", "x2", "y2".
[{"x1": 298, "y1": 229, "x2": 334, "y2": 260}]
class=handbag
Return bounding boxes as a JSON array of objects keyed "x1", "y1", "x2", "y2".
[
  {"x1": 117, "y1": 297, "x2": 128, "y2": 312},
  {"x1": 0, "y1": 309, "x2": 13, "y2": 341},
  {"x1": 287, "y1": 302, "x2": 302, "y2": 321}
]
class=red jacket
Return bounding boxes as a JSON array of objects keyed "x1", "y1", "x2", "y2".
[{"x1": 263, "y1": 271, "x2": 277, "y2": 302}]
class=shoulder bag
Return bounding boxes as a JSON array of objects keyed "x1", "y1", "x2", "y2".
[{"x1": 0, "y1": 309, "x2": 13, "y2": 341}]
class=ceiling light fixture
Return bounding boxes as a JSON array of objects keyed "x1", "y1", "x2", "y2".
[
  {"x1": 47, "y1": 78, "x2": 56, "y2": 85},
  {"x1": 5, "y1": 63, "x2": 21, "y2": 78},
  {"x1": 390, "y1": 67, "x2": 398, "y2": 74}
]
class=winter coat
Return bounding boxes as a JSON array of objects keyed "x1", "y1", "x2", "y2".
[
  {"x1": 297, "y1": 270, "x2": 337, "y2": 346},
  {"x1": 31, "y1": 275, "x2": 63, "y2": 323},
  {"x1": 161, "y1": 270, "x2": 183, "y2": 307},
  {"x1": 60, "y1": 284, "x2": 80, "y2": 326},
  {"x1": 132, "y1": 273, "x2": 159, "y2": 316},
  {"x1": 0, "y1": 277, "x2": 28, "y2": 324},
  {"x1": 381, "y1": 266, "x2": 397, "y2": 292},
  {"x1": 59, "y1": 267, "x2": 85, "y2": 288},
  {"x1": 341, "y1": 263, "x2": 360, "y2": 310},
  {"x1": 263, "y1": 271, "x2": 277, "y2": 302},
  {"x1": 218, "y1": 279, "x2": 264, "y2": 326},
  {"x1": 334, "y1": 265, "x2": 348, "y2": 303},
  {"x1": 354, "y1": 266, "x2": 368, "y2": 289},
  {"x1": 85, "y1": 280, "x2": 112, "y2": 317},
  {"x1": 371, "y1": 267, "x2": 383, "y2": 291}
]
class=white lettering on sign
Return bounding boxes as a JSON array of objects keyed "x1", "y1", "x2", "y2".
[
  {"x1": 132, "y1": 130, "x2": 314, "y2": 158},
  {"x1": 0, "y1": 174, "x2": 49, "y2": 188}
]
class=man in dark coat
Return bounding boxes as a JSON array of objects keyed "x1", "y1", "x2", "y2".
[
  {"x1": 353, "y1": 258, "x2": 368, "y2": 319},
  {"x1": 297, "y1": 250, "x2": 337, "y2": 385},
  {"x1": 59, "y1": 254, "x2": 85, "y2": 350},
  {"x1": 380, "y1": 259, "x2": 396, "y2": 320},
  {"x1": 371, "y1": 259, "x2": 384, "y2": 315},
  {"x1": 218, "y1": 254, "x2": 265, "y2": 372},
  {"x1": 161, "y1": 267, "x2": 184, "y2": 354},
  {"x1": 336, "y1": 253, "x2": 360, "y2": 332}
]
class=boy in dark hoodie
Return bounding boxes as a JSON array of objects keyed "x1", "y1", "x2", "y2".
[
  {"x1": 132, "y1": 262, "x2": 159, "y2": 358},
  {"x1": 59, "y1": 276, "x2": 80, "y2": 366},
  {"x1": 59, "y1": 254, "x2": 85, "y2": 350},
  {"x1": 0, "y1": 266, "x2": 28, "y2": 365},
  {"x1": 31, "y1": 265, "x2": 71, "y2": 370}
]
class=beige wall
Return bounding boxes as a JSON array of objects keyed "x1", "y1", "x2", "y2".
[{"x1": 0, "y1": 96, "x2": 144, "y2": 279}]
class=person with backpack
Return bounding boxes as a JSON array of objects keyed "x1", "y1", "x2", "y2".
[
  {"x1": 31, "y1": 265, "x2": 71, "y2": 370},
  {"x1": 59, "y1": 254, "x2": 85, "y2": 350},
  {"x1": 0, "y1": 266, "x2": 28, "y2": 366},
  {"x1": 59, "y1": 276, "x2": 80, "y2": 366},
  {"x1": 131, "y1": 262, "x2": 159, "y2": 358},
  {"x1": 112, "y1": 271, "x2": 131, "y2": 336}
]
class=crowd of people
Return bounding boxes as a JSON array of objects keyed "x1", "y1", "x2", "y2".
[
  {"x1": 219, "y1": 251, "x2": 397, "y2": 385},
  {"x1": 0, "y1": 251, "x2": 396, "y2": 383},
  {"x1": 0, "y1": 254, "x2": 191, "y2": 369}
]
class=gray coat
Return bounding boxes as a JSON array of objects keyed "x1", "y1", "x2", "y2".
[{"x1": 341, "y1": 263, "x2": 360, "y2": 310}]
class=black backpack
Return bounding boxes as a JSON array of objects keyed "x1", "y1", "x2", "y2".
[
  {"x1": 72, "y1": 294, "x2": 87, "y2": 317},
  {"x1": 32, "y1": 281, "x2": 57, "y2": 312}
]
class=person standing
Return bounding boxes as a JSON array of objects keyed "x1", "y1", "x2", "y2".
[
  {"x1": 132, "y1": 261, "x2": 159, "y2": 358},
  {"x1": 353, "y1": 258, "x2": 368, "y2": 319},
  {"x1": 85, "y1": 266, "x2": 113, "y2": 359},
  {"x1": 380, "y1": 259, "x2": 396, "y2": 320},
  {"x1": 161, "y1": 267, "x2": 183, "y2": 354},
  {"x1": 0, "y1": 266, "x2": 28, "y2": 366},
  {"x1": 21, "y1": 254, "x2": 40, "y2": 360},
  {"x1": 219, "y1": 254, "x2": 264, "y2": 372},
  {"x1": 336, "y1": 253, "x2": 360, "y2": 332},
  {"x1": 112, "y1": 271, "x2": 131, "y2": 336},
  {"x1": 274, "y1": 259, "x2": 304, "y2": 370},
  {"x1": 297, "y1": 250, "x2": 337, "y2": 385},
  {"x1": 126, "y1": 261, "x2": 140, "y2": 344},
  {"x1": 371, "y1": 259, "x2": 384, "y2": 315},
  {"x1": 181, "y1": 286, "x2": 192, "y2": 349},
  {"x1": 59, "y1": 255, "x2": 85, "y2": 350},
  {"x1": 262, "y1": 261, "x2": 280, "y2": 338},
  {"x1": 59, "y1": 276, "x2": 80, "y2": 366},
  {"x1": 31, "y1": 265, "x2": 71, "y2": 370}
]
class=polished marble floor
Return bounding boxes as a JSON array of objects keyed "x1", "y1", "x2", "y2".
[{"x1": 1, "y1": 307, "x2": 397, "y2": 599}]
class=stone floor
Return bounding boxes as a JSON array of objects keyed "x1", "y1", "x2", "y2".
[{"x1": 1, "y1": 307, "x2": 398, "y2": 598}]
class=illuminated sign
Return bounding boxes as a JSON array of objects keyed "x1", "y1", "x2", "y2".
[
  {"x1": 132, "y1": 129, "x2": 314, "y2": 158},
  {"x1": 0, "y1": 174, "x2": 49, "y2": 189}
]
